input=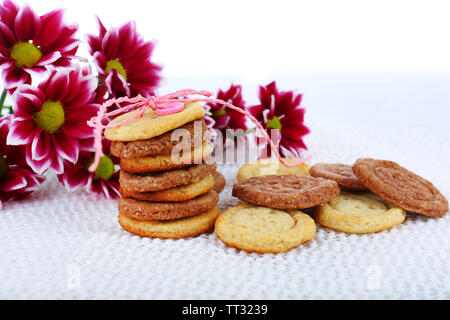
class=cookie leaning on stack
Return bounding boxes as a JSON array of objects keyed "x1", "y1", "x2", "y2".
[{"x1": 105, "y1": 102, "x2": 225, "y2": 239}]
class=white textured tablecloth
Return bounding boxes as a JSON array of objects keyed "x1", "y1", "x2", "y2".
[{"x1": 1, "y1": 71, "x2": 449, "y2": 300}]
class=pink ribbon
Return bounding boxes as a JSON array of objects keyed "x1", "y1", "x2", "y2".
[{"x1": 87, "y1": 89, "x2": 310, "y2": 172}]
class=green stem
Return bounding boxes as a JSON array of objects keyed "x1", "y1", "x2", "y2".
[{"x1": 0, "y1": 90, "x2": 7, "y2": 114}]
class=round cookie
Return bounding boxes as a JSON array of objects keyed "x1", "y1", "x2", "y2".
[
  {"x1": 315, "y1": 192, "x2": 406, "y2": 234},
  {"x1": 110, "y1": 119, "x2": 207, "y2": 159},
  {"x1": 120, "y1": 141, "x2": 212, "y2": 174},
  {"x1": 120, "y1": 173, "x2": 215, "y2": 202},
  {"x1": 237, "y1": 158, "x2": 310, "y2": 182},
  {"x1": 119, "y1": 206, "x2": 220, "y2": 239},
  {"x1": 353, "y1": 158, "x2": 448, "y2": 217},
  {"x1": 119, "y1": 190, "x2": 219, "y2": 221},
  {"x1": 232, "y1": 175, "x2": 340, "y2": 210},
  {"x1": 105, "y1": 102, "x2": 206, "y2": 142},
  {"x1": 310, "y1": 163, "x2": 367, "y2": 191},
  {"x1": 119, "y1": 163, "x2": 216, "y2": 193},
  {"x1": 212, "y1": 170, "x2": 226, "y2": 194},
  {"x1": 215, "y1": 204, "x2": 316, "y2": 253}
]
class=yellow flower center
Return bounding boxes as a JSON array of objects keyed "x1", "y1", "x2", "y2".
[
  {"x1": 105, "y1": 59, "x2": 128, "y2": 81},
  {"x1": 266, "y1": 116, "x2": 282, "y2": 131},
  {"x1": 34, "y1": 101, "x2": 65, "y2": 134},
  {"x1": 0, "y1": 155, "x2": 9, "y2": 179},
  {"x1": 212, "y1": 109, "x2": 227, "y2": 117},
  {"x1": 88, "y1": 155, "x2": 115, "y2": 181},
  {"x1": 10, "y1": 42, "x2": 43, "y2": 68}
]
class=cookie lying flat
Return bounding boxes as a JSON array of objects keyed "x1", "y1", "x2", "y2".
[
  {"x1": 119, "y1": 206, "x2": 220, "y2": 239},
  {"x1": 110, "y1": 119, "x2": 207, "y2": 159},
  {"x1": 315, "y1": 192, "x2": 406, "y2": 234},
  {"x1": 119, "y1": 191, "x2": 219, "y2": 221},
  {"x1": 353, "y1": 158, "x2": 448, "y2": 217},
  {"x1": 120, "y1": 141, "x2": 212, "y2": 174},
  {"x1": 212, "y1": 170, "x2": 226, "y2": 193},
  {"x1": 232, "y1": 175, "x2": 340, "y2": 209},
  {"x1": 237, "y1": 158, "x2": 310, "y2": 182},
  {"x1": 105, "y1": 102, "x2": 206, "y2": 142},
  {"x1": 310, "y1": 163, "x2": 367, "y2": 191},
  {"x1": 120, "y1": 173, "x2": 215, "y2": 202},
  {"x1": 215, "y1": 204, "x2": 316, "y2": 253},
  {"x1": 119, "y1": 163, "x2": 216, "y2": 193}
]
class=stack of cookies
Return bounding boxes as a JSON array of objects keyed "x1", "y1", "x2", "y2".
[{"x1": 105, "y1": 102, "x2": 226, "y2": 239}]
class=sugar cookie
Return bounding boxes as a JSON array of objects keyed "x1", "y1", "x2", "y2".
[
  {"x1": 315, "y1": 192, "x2": 406, "y2": 234},
  {"x1": 353, "y1": 158, "x2": 448, "y2": 217},
  {"x1": 105, "y1": 102, "x2": 206, "y2": 142},
  {"x1": 237, "y1": 158, "x2": 310, "y2": 182},
  {"x1": 232, "y1": 175, "x2": 340, "y2": 209},
  {"x1": 120, "y1": 173, "x2": 215, "y2": 202},
  {"x1": 310, "y1": 163, "x2": 367, "y2": 191},
  {"x1": 119, "y1": 206, "x2": 220, "y2": 239},
  {"x1": 120, "y1": 141, "x2": 211, "y2": 174},
  {"x1": 119, "y1": 191, "x2": 218, "y2": 221},
  {"x1": 215, "y1": 204, "x2": 316, "y2": 253}
]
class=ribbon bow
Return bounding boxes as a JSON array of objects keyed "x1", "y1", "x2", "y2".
[{"x1": 87, "y1": 89, "x2": 309, "y2": 172}]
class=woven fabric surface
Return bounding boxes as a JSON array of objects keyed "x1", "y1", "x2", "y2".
[{"x1": 0, "y1": 71, "x2": 449, "y2": 299}]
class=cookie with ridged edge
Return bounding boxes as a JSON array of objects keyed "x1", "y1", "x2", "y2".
[
  {"x1": 110, "y1": 119, "x2": 207, "y2": 159},
  {"x1": 315, "y1": 192, "x2": 406, "y2": 234},
  {"x1": 119, "y1": 206, "x2": 220, "y2": 239},
  {"x1": 310, "y1": 163, "x2": 367, "y2": 191},
  {"x1": 120, "y1": 141, "x2": 212, "y2": 174},
  {"x1": 237, "y1": 158, "x2": 310, "y2": 182},
  {"x1": 119, "y1": 163, "x2": 216, "y2": 193},
  {"x1": 120, "y1": 173, "x2": 215, "y2": 202},
  {"x1": 212, "y1": 170, "x2": 226, "y2": 193},
  {"x1": 119, "y1": 190, "x2": 218, "y2": 221},
  {"x1": 105, "y1": 102, "x2": 206, "y2": 142},
  {"x1": 232, "y1": 175, "x2": 340, "y2": 210},
  {"x1": 353, "y1": 158, "x2": 448, "y2": 217},
  {"x1": 215, "y1": 204, "x2": 316, "y2": 253}
]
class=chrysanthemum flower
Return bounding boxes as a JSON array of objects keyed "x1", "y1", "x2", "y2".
[
  {"x1": 86, "y1": 16, "x2": 162, "y2": 98},
  {"x1": 6, "y1": 65, "x2": 99, "y2": 174},
  {"x1": 0, "y1": 115, "x2": 44, "y2": 208},
  {"x1": 57, "y1": 139, "x2": 120, "y2": 199},
  {"x1": 0, "y1": 1, "x2": 79, "y2": 92},
  {"x1": 207, "y1": 84, "x2": 248, "y2": 132},
  {"x1": 247, "y1": 81, "x2": 310, "y2": 158}
]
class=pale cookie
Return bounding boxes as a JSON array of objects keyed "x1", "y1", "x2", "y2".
[
  {"x1": 215, "y1": 204, "x2": 316, "y2": 254},
  {"x1": 315, "y1": 192, "x2": 406, "y2": 234},
  {"x1": 120, "y1": 173, "x2": 215, "y2": 202},
  {"x1": 120, "y1": 141, "x2": 212, "y2": 174},
  {"x1": 119, "y1": 206, "x2": 220, "y2": 239},
  {"x1": 105, "y1": 102, "x2": 206, "y2": 142},
  {"x1": 237, "y1": 158, "x2": 310, "y2": 182}
]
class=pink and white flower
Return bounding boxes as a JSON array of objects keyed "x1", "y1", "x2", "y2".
[
  {"x1": 86, "y1": 16, "x2": 162, "y2": 99},
  {"x1": 7, "y1": 65, "x2": 99, "y2": 174},
  {"x1": 0, "y1": 1, "x2": 79, "y2": 92},
  {"x1": 57, "y1": 139, "x2": 120, "y2": 199},
  {"x1": 247, "y1": 81, "x2": 310, "y2": 158},
  {"x1": 0, "y1": 115, "x2": 44, "y2": 208}
]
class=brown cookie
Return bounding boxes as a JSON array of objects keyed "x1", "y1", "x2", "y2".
[
  {"x1": 232, "y1": 175, "x2": 340, "y2": 209},
  {"x1": 353, "y1": 158, "x2": 448, "y2": 217},
  {"x1": 310, "y1": 163, "x2": 367, "y2": 191},
  {"x1": 212, "y1": 170, "x2": 226, "y2": 193},
  {"x1": 119, "y1": 191, "x2": 219, "y2": 221},
  {"x1": 119, "y1": 173, "x2": 215, "y2": 202},
  {"x1": 110, "y1": 120, "x2": 207, "y2": 159},
  {"x1": 119, "y1": 163, "x2": 216, "y2": 193}
]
